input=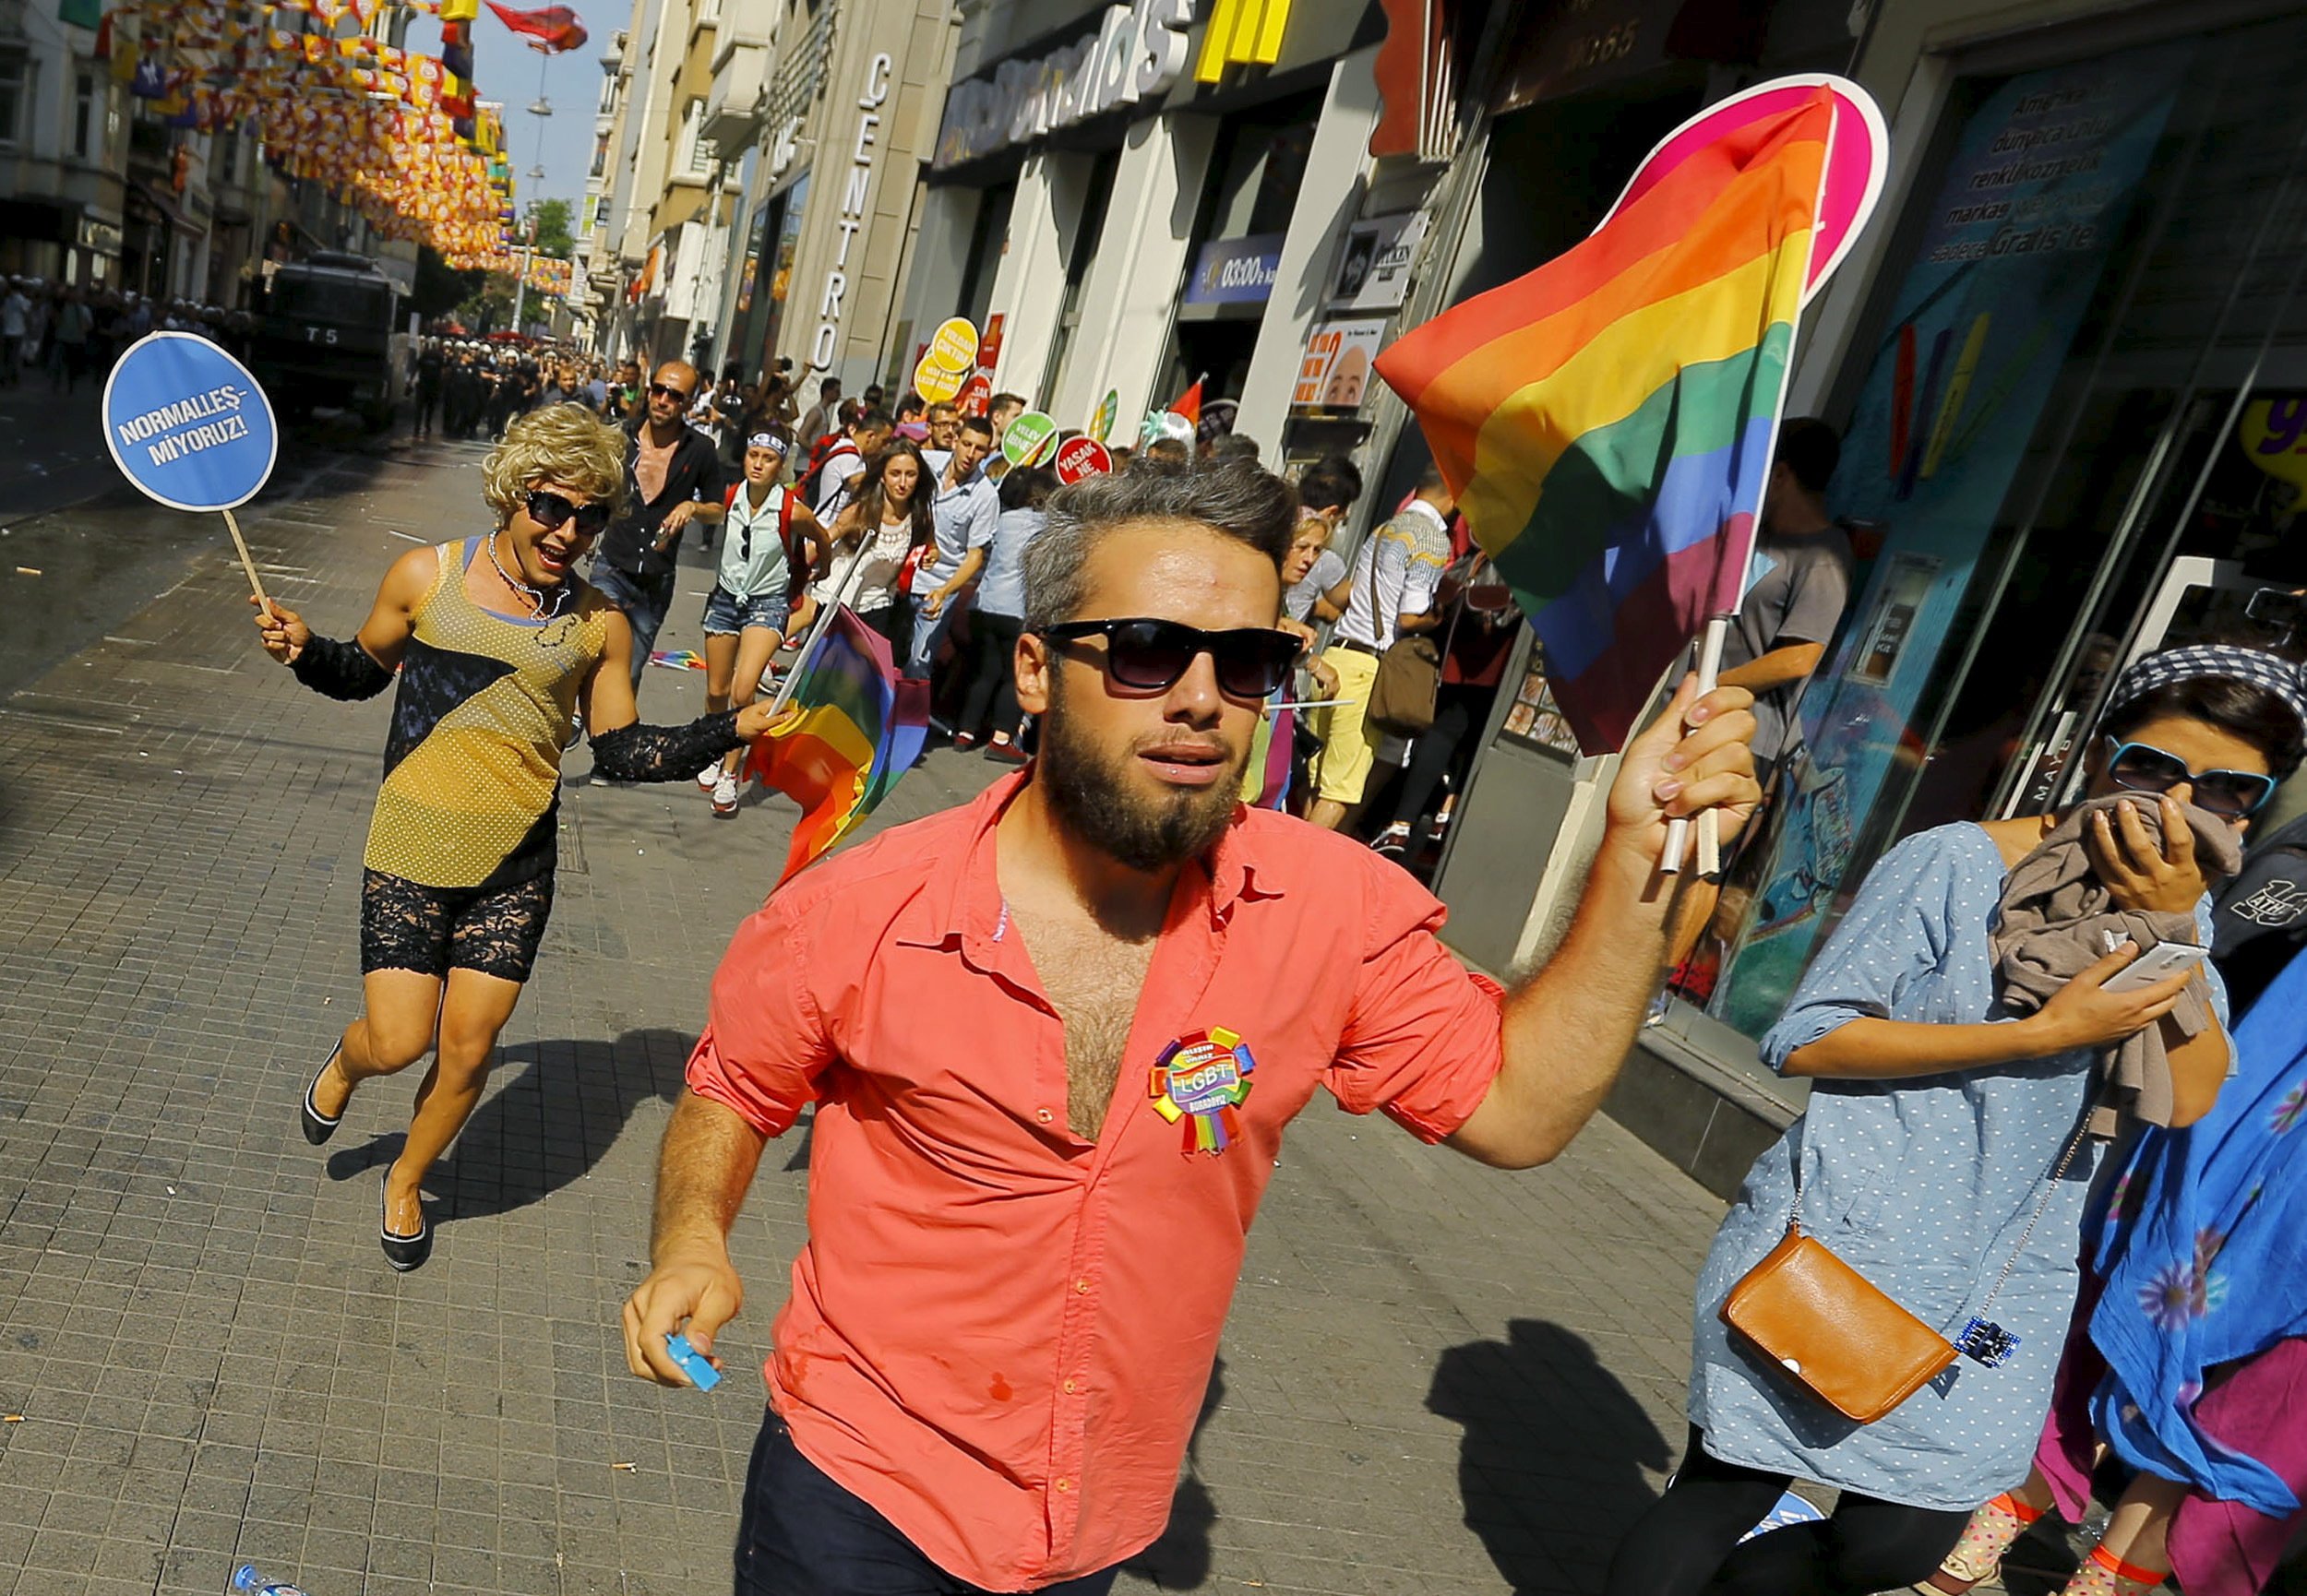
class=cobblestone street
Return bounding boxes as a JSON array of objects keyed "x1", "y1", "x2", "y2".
[{"x1": 0, "y1": 441, "x2": 1738, "y2": 1596}]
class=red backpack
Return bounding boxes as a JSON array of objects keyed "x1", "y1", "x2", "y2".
[{"x1": 800, "y1": 434, "x2": 857, "y2": 506}]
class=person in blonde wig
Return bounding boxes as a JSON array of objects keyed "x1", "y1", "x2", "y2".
[{"x1": 250, "y1": 403, "x2": 788, "y2": 1270}]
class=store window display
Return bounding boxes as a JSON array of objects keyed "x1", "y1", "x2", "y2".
[{"x1": 1680, "y1": 16, "x2": 2307, "y2": 1044}]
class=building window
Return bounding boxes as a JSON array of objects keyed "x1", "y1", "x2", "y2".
[
  {"x1": 591, "y1": 133, "x2": 608, "y2": 178},
  {"x1": 699, "y1": 0, "x2": 722, "y2": 26},
  {"x1": 679, "y1": 97, "x2": 711, "y2": 178},
  {"x1": 0, "y1": 53, "x2": 30, "y2": 147},
  {"x1": 74, "y1": 71, "x2": 95, "y2": 159},
  {"x1": 598, "y1": 64, "x2": 619, "y2": 115}
]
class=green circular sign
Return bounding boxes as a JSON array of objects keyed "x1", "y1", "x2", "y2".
[{"x1": 1002, "y1": 410, "x2": 1058, "y2": 467}]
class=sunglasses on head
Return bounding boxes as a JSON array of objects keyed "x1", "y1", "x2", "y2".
[
  {"x1": 2102, "y1": 737, "x2": 2277, "y2": 818},
  {"x1": 524, "y1": 488, "x2": 610, "y2": 536},
  {"x1": 1038, "y1": 617, "x2": 1301, "y2": 701},
  {"x1": 648, "y1": 381, "x2": 692, "y2": 401}
]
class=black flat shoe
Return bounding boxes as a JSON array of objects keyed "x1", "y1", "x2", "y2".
[
  {"x1": 301, "y1": 1045, "x2": 345, "y2": 1147},
  {"x1": 379, "y1": 1179, "x2": 432, "y2": 1272}
]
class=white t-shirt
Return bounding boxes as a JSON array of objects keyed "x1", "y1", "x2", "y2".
[
  {"x1": 0, "y1": 293, "x2": 26, "y2": 339},
  {"x1": 1336, "y1": 500, "x2": 1451, "y2": 650},
  {"x1": 812, "y1": 445, "x2": 865, "y2": 515}
]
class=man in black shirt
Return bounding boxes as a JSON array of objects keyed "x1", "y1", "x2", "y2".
[
  {"x1": 412, "y1": 341, "x2": 444, "y2": 439},
  {"x1": 594, "y1": 360, "x2": 725, "y2": 696}
]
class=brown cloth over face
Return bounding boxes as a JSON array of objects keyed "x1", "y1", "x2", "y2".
[{"x1": 1990, "y1": 792, "x2": 2241, "y2": 1136}]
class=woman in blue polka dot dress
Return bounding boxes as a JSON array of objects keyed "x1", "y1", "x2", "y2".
[{"x1": 1605, "y1": 646, "x2": 2307, "y2": 1596}]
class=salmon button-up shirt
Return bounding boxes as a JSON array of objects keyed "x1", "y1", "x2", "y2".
[{"x1": 687, "y1": 773, "x2": 1505, "y2": 1590}]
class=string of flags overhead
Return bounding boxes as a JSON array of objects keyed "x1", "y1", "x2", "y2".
[{"x1": 101, "y1": 0, "x2": 569, "y2": 272}]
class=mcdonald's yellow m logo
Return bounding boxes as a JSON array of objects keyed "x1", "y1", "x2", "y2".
[{"x1": 1195, "y1": 0, "x2": 1292, "y2": 82}]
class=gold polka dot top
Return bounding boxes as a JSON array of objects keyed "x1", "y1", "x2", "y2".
[{"x1": 364, "y1": 538, "x2": 613, "y2": 889}]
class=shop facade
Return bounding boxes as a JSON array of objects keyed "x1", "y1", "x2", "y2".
[
  {"x1": 891, "y1": 0, "x2": 1391, "y2": 455},
  {"x1": 1418, "y1": 0, "x2": 2307, "y2": 1192},
  {"x1": 704, "y1": 0, "x2": 955, "y2": 392}
]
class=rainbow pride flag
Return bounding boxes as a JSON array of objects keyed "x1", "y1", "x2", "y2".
[
  {"x1": 1376, "y1": 82, "x2": 1864, "y2": 754},
  {"x1": 744, "y1": 605, "x2": 930, "y2": 885}
]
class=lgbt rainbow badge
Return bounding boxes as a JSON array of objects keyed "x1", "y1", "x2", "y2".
[{"x1": 1149, "y1": 1028, "x2": 1256, "y2": 1157}]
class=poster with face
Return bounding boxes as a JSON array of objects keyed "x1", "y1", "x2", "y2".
[{"x1": 1292, "y1": 319, "x2": 1387, "y2": 412}]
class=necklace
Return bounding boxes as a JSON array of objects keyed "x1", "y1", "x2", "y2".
[{"x1": 487, "y1": 531, "x2": 564, "y2": 618}]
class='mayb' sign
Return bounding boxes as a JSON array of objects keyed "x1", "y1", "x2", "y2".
[{"x1": 935, "y1": 0, "x2": 1190, "y2": 170}]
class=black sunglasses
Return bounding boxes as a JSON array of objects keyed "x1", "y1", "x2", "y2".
[
  {"x1": 2102, "y1": 737, "x2": 2277, "y2": 818},
  {"x1": 648, "y1": 381, "x2": 693, "y2": 401},
  {"x1": 1039, "y1": 617, "x2": 1300, "y2": 700},
  {"x1": 525, "y1": 488, "x2": 611, "y2": 536}
]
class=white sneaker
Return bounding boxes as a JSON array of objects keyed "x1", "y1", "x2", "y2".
[
  {"x1": 696, "y1": 759, "x2": 721, "y2": 791},
  {"x1": 711, "y1": 772, "x2": 740, "y2": 816}
]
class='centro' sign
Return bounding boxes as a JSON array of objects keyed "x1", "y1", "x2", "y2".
[
  {"x1": 934, "y1": 0, "x2": 1191, "y2": 170},
  {"x1": 809, "y1": 52, "x2": 893, "y2": 373}
]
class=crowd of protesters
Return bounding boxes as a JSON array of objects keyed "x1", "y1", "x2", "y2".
[
  {"x1": 0, "y1": 274, "x2": 255, "y2": 391},
  {"x1": 536, "y1": 368, "x2": 1551, "y2": 875}
]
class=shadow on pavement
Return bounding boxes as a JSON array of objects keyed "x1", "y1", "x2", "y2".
[
  {"x1": 322, "y1": 1026, "x2": 692, "y2": 1222},
  {"x1": 1123, "y1": 1356, "x2": 1225, "y2": 1590},
  {"x1": 1430, "y1": 1321, "x2": 1669, "y2": 1594}
]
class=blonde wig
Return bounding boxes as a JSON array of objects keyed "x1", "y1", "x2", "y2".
[{"x1": 481, "y1": 403, "x2": 631, "y2": 525}]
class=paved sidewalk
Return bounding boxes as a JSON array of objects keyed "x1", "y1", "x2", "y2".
[{"x1": 0, "y1": 442, "x2": 1736, "y2": 1596}]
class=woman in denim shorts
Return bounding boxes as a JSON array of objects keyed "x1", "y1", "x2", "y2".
[{"x1": 699, "y1": 431, "x2": 825, "y2": 816}]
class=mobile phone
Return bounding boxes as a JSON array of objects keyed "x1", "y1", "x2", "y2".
[{"x1": 2101, "y1": 941, "x2": 2210, "y2": 994}]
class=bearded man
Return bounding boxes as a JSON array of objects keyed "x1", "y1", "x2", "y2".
[{"x1": 621, "y1": 461, "x2": 1761, "y2": 1596}]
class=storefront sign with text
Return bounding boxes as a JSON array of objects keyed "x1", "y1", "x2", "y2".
[
  {"x1": 1329, "y1": 213, "x2": 1427, "y2": 313},
  {"x1": 1183, "y1": 233, "x2": 1285, "y2": 305},
  {"x1": 809, "y1": 53, "x2": 893, "y2": 372},
  {"x1": 933, "y1": 0, "x2": 1191, "y2": 169}
]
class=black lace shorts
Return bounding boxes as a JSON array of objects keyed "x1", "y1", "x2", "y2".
[{"x1": 360, "y1": 868, "x2": 555, "y2": 983}]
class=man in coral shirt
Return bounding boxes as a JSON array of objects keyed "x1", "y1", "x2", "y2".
[{"x1": 622, "y1": 462, "x2": 1760, "y2": 1595}]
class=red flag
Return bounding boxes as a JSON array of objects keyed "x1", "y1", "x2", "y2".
[
  {"x1": 1168, "y1": 380, "x2": 1202, "y2": 427},
  {"x1": 484, "y1": 2, "x2": 588, "y2": 52}
]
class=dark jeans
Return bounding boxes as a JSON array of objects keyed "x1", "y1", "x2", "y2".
[
  {"x1": 855, "y1": 602, "x2": 910, "y2": 662},
  {"x1": 957, "y1": 612, "x2": 1023, "y2": 739},
  {"x1": 735, "y1": 1415, "x2": 1122, "y2": 1596},
  {"x1": 592, "y1": 563, "x2": 675, "y2": 693},
  {"x1": 1602, "y1": 1425, "x2": 1968, "y2": 1596},
  {"x1": 1391, "y1": 683, "x2": 1492, "y2": 829}
]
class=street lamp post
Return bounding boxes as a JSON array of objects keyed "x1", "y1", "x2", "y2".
[{"x1": 509, "y1": 203, "x2": 536, "y2": 337}]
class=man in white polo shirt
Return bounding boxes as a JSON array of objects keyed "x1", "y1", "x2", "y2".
[{"x1": 1306, "y1": 462, "x2": 1456, "y2": 831}]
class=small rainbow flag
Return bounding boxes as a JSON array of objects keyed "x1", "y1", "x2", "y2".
[
  {"x1": 744, "y1": 606, "x2": 930, "y2": 885},
  {"x1": 1376, "y1": 79, "x2": 1881, "y2": 754}
]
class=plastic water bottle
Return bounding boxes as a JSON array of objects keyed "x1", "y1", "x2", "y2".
[{"x1": 231, "y1": 1566, "x2": 312, "y2": 1596}]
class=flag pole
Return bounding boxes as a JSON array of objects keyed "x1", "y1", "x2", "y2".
[
  {"x1": 221, "y1": 507, "x2": 271, "y2": 610},
  {"x1": 769, "y1": 536, "x2": 871, "y2": 713},
  {"x1": 1662, "y1": 617, "x2": 1730, "y2": 875}
]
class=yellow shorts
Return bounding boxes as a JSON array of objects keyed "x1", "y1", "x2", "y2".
[{"x1": 1308, "y1": 644, "x2": 1382, "y2": 804}]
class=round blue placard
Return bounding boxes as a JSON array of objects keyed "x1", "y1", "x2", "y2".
[{"x1": 102, "y1": 331, "x2": 279, "y2": 512}]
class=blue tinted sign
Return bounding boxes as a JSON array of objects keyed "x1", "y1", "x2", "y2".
[
  {"x1": 102, "y1": 332, "x2": 279, "y2": 511},
  {"x1": 1182, "y1": 232, "x2": 1285, "y2": 305}
]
